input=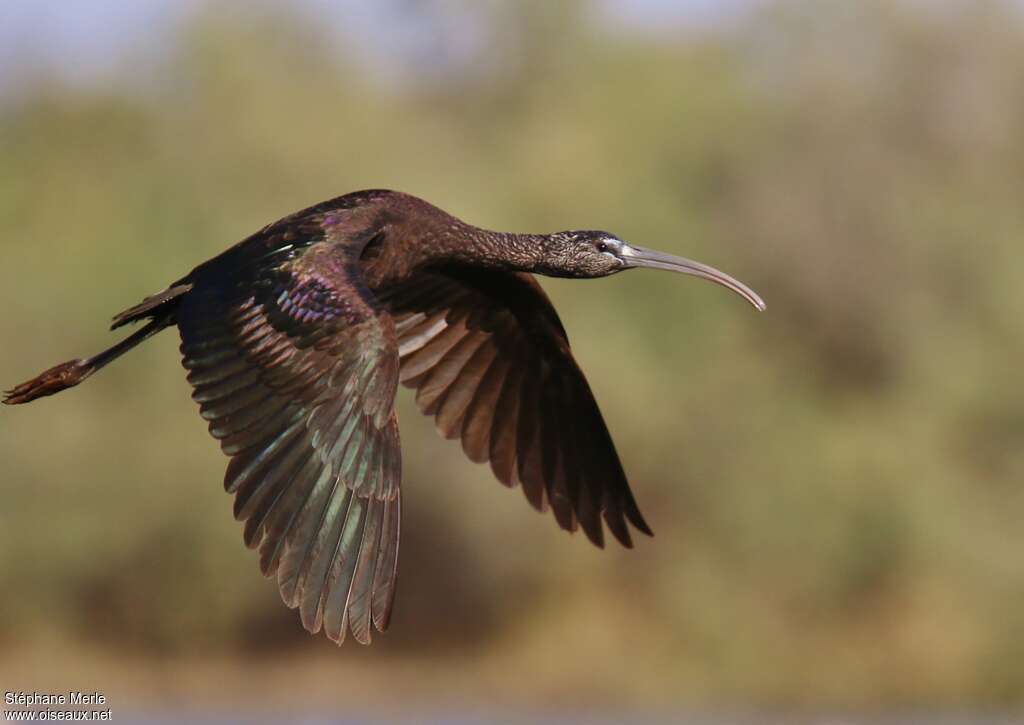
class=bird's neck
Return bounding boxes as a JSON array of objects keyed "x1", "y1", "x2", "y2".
[{"x1": 433, "y1": 226, "x2": 549, "y2": 273}]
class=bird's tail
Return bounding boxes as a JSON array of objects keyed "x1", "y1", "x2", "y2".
[
  {"x1": 109, "y1": 283, "x2": 191, "y2": 330},
  {"x1": 3, "y1": 284, "x2": 191, "y2": 406}
]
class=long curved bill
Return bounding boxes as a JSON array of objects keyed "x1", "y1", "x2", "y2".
[{"x1": 621, "y1": 245, "x2": 766, "y2": 311}]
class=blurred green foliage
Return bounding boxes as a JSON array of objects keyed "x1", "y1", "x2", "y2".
[{"x1": 1, "y1": 0, "x2": 1023, "y2": 711}]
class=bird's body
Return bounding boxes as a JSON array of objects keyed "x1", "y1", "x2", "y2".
[{"x1": 4, "y1": 189, "x2": 763, "y2": 645}]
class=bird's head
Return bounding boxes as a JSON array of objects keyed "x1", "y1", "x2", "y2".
[{"x1": 541, "y1": 230, "x2": 766, "y2": 311}]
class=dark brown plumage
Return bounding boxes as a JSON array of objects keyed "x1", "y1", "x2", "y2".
[{"x1": 3, "y1": 189, "x2": 763, "y2": 645}]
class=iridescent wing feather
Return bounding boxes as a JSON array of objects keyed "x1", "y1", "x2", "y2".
[{"x1": 176, "y1": 221, "x2": 401, "y2": 644}]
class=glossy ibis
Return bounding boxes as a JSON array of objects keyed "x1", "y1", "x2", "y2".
[{"x1": 4, "y1": 190, "x2": 764, "y2": 645}]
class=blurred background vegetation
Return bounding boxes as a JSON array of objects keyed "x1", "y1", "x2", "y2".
[{"x1": 1, "y1": 0, "x2": 1023, "y2": 718}]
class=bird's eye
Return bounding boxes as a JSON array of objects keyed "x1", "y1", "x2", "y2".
[{"x1": 595, "y1": 241, "x2": 609, "y2": 253}]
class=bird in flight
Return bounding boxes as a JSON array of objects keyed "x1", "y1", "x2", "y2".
[{"x1": 4, "y1": 190, "x2": 764, "y2": 645}]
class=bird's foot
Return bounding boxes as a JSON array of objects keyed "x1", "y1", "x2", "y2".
[{"x1": 3, "y1": 359, "x2": 92, "y2": 405}]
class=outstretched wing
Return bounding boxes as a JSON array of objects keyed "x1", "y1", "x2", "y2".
[
  {"x1": 381, "y1": 267, "x2": 651, "y2": 548},
  {"x1": 176, "y1": 228, "x2": 401, "y2": 645}
]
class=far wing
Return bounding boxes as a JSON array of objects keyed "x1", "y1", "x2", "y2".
[
  {"x1": 381, "y1": 267, "x2": 651, "y2": 548},
  {"x1": 177, "y1": 234, "x2": 401, "y2": 645}
]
